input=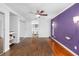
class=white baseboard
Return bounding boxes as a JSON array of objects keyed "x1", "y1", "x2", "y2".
[
  {"x1": 3, "y1": 47, "x2": 10, "y2": 53},
  {"x1": 51, "y1": 37, "x2": 78, "y2": 56}
]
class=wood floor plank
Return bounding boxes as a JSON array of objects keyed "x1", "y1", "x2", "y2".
[
  {"x1": 1, "y1": 38, "x2": 52, "y2": 56},
  {"x1": 48, "y1": 38, "x2": 74, "y2": 56}
]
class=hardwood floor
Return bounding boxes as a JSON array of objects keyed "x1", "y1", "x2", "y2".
[
  {"x1": 48, "y1": 38, "x2": 74, "y2": 56},
  {"x1": 1, "y1": 37, "x2": 75, "y2": 56},
  {"x1": 1, "y1": 38, "x2": 52, "y2": 56}
]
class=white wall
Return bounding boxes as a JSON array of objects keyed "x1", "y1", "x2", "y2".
[
  {"x1": 20, "y1": 21, "x2": 26, "y2": 37},
  {"x1": 39, "y1": 16, "x2": 51, "y2": 37},
  {"x1": 10, "y1": 13, "x2": 20, "y2": 43},
  {"x1": 0, "y1": 13, "x2": 4, "y2": 38},
  {"x1": 20, "y1": 20, "x2": 32, "y2": 37},
  {"x1": 20, "y1": 15, "x2": 52, "y2": 37},
  {"x1": 25, "y1": 21, "x2": 32, "y2": 37}
]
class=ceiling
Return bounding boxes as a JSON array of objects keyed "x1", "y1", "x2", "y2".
[{"x1": 5, "y1": 3, "x2": 74, "y2": 20}]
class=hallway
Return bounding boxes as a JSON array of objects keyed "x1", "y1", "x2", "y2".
[{"x1": 2, "y1": 38, "x2": 52, "y2": 56}]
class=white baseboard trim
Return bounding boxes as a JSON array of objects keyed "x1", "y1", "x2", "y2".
[
  {"x1": 0, "y1": 47, "x2": 10, "y2": 55},
  {"x1": 3, "y1": 47, "x2": 10, "y2": 53},
  {"x1": 20, "y1": 37, "x2": 49, "y2": 38},
  {"x1": 51, "y1": 37, "x2": 78, "y2": 56}
]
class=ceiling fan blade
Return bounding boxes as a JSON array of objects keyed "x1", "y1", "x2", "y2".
[
  {"x1": 40, "y1": 10, "x2": 44, "y2": 13},
  {"x1": 29, "y1": 10, "x2": 48, "y2": 16},
  {"x1": 39, "y1": 14, "x2": 48, "y2": 16}
]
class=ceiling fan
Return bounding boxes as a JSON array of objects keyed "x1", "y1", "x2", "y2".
[
  {"x1": 36, "y1": 10, "x2": 48, "y2": 16},
  {"x1": 29, "y1": 10, "x2": 48, "y2": 17}
]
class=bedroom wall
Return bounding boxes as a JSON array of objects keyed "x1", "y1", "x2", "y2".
[
  {"x1": 0, "y1": 13, "x2": 4, "y2": 38},
  {"x1": 38, "y1": 16, "x2": 51, "y2": 37},
  {"x1": 10, "y1": 13, "x2": 19, "y2": 43},
  {"x1": 51, "y1": 3, "x2": 79, "y2": 55},
  {"x1": 20, "y1": 21, "x2": 25, "y2": 37},
  {"x1": 20, "y1": 15, "x2": 52, "y2": 38}
]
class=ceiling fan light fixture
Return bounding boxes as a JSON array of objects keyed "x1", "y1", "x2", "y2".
[{"x1": 36, "y1": 14, "x2": 40, "y2": 18}]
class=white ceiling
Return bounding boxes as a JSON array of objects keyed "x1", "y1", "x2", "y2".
[{"x1": 5, "y1": 3, "x2": 74, "y2": 20}]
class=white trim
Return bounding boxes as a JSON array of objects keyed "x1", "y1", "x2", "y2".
[
  {"x1": 0, "y1": 48, "x2": 10, "y2": 56},
  {"x1": 3, "y1": 47, "x2": 10, "y2": 53},
  {"x1": 16, "y1": 16, "x2": 20, "y2": 43},
  {"x1": 0, "y1": 51, "x2": 4, "y2": 56},
  {"x1": 51, "y1": 37, "x2": 78, "y2": 56}
]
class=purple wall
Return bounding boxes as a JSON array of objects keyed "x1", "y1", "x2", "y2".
[{"x1": 51, "y1": 3, "x2": 79, "y2": 55}]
